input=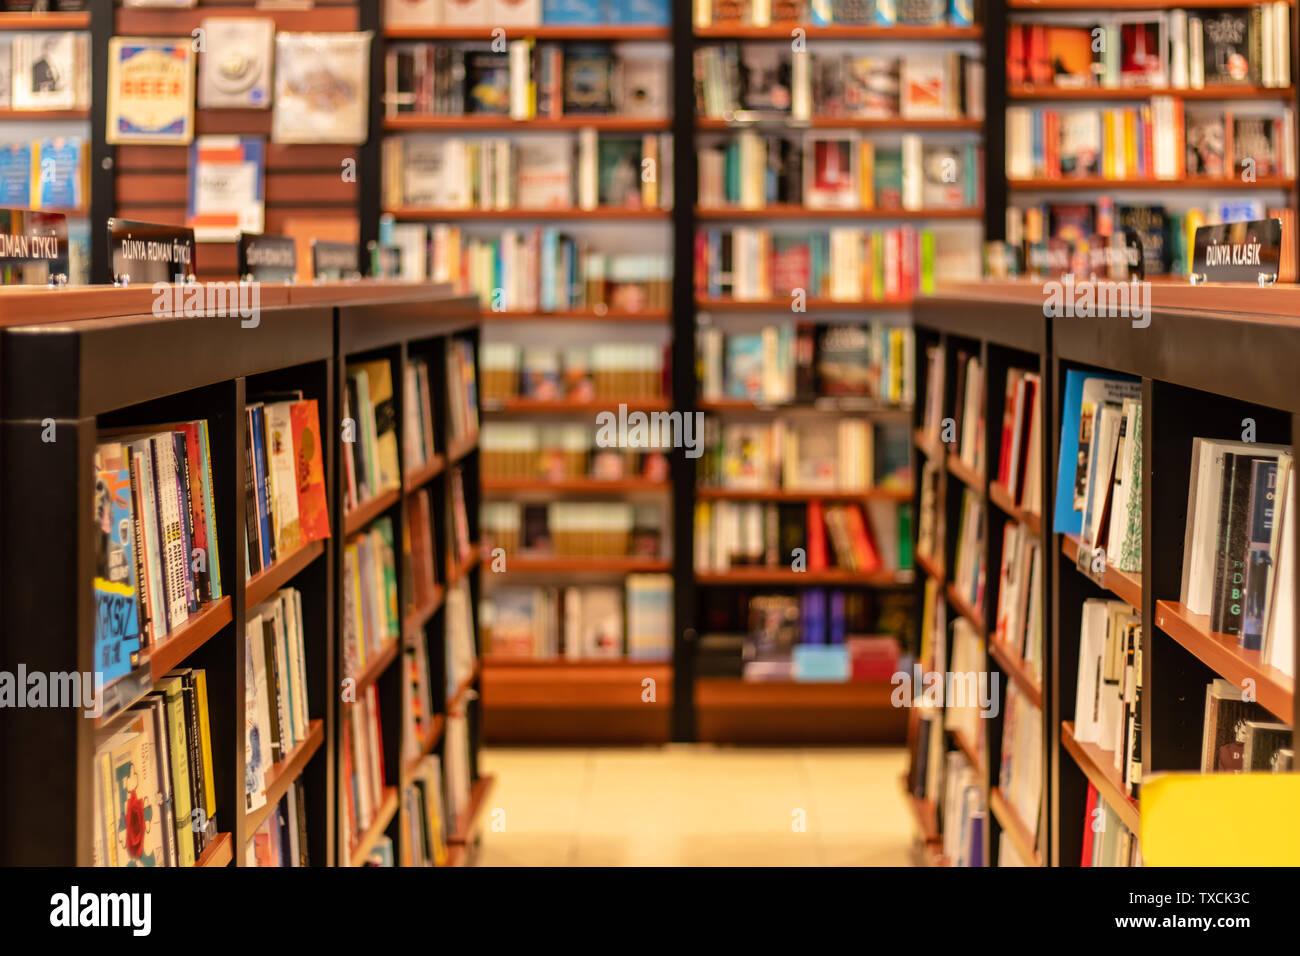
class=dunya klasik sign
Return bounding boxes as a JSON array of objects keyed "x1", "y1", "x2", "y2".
[{"x1": 1192, "y1": 218, "x2": 1283, "y2": 284}]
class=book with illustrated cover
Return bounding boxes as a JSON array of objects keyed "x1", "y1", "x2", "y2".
[
  {"x1": 187, "y1": 136, "x2": 265, "y2": 242},
  {"x1": 199, "y1": 18, "x2": 274, "y2": 109},
  {"x1": 1233, "y1": 116, "x2": 1281, "y2": 177},
  {"x1": 1118, "y1": 17, "x2": 1167, "y2": 87},
  {"x1": 563, "y1": 43, "x2": 615, "y2": 114},
  {"x1": 1047, "y1": 26, "x2": 1098, "y2": 88},
  {"x1": 899, "y1": 54, "x2": 950, "y2": 118},
  {"x1": 804, "y1": 134, "x2": 858, "y2": 209},
  {"x1": 32, "y1": 136, "x2": 85, "y2": 210},
  {"x1": 598, "y1": 137, "x2": 643, "y2": 207},
  {"x1": 897, "y1": 0, "x2": 944, "y2": 25},
  {"x1": 517, "y1": 135, "x2": 573, "y2": 208},
  {"x1": 272, "y1": 32, "x2": 371, "y2": 144},
  {"x1": 1200, "y1": 11, "x2": 1253, "y2": 84},
  {"x1": 0, "y1": 143, "x2": 31, "y2": 207},
  {"x1": 922, "y1": 144, "x2": 964, "y2": 207},
  {"x1": 740, "y1": 45, "x2": 792, "y2": 114},
  {"x1": 0, "y1": 37, "x2": 12, "y2": 110},
  {"x1": 1200, "y1": 678, "x2": 1269, "y2": 772},
  {"x1": 1117, "y1": 204, "x2": 1169, "y2": 275},
  {"x1": 843, "y1": 56, "x2": 898, "y2": 118},
  {"x1": 1186, "y1": 109, "x2": 1228, "y2": 176},
  {"x1": 107, "y1": 38, "x2": 195, "y2": 144},
  {"x1": 617, "y1": 56, "x2": 668, "y2": 117},
  {"x1": 11, "y1": 31, "x2": 84, "y2": 111},
  {"x1": 465, "y1": 51, "x2": 510, "y2": 114}
]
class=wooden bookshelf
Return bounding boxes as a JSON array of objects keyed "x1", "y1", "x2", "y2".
[
  {"x1": 701, "y1": 397, "x2": 909, "y2": 415},
  {"x1": 949, "y1": 726, "x2": 985, "y2": 775},
  {"x1": 482, "y1": 477, "x2": 671, "y2": 494},
  {"x1": 989, "y1": 787, "x2": 1044, "y2": 866},
  {"x1": 1061, "y1": 721, "x2": 1141, "y2": 835},
  {"x1": 695, "y1": 205, "x2": 983, "y2": 220},
  {"x1": 945, "y1": 583, "x2": 986, "y2": 635},
  {"x1": 697, "y1": 568, "x2": 911, "y2": 586},
  {"x1": 988, "y1": 639, "x2": 1044, "y2": 709},
  {"x1": 1009, "y1": 175, "x2": 1296, "y2": 190},
  {"x1": 246, "y1": 540, "x2": 327, "y2": 609},
  {"x1": 497, "y1": 556, "x2": 671, "y2": 575},
  {"x1": 384, "y1": 25, "x2": 671, "y2": 40},
  {"x1": 245, "y1": 719, "x2": 326, "y2": 837},
  {"x1": 349, "y1": 787, "x2": 400, "y2": 867},
  {"x1": 0, "y1": 108, "x2": 90, "y2": 121},
  {"x1": 697, "y1": 116, "x2": 984, "y2": 131},
  {"x1": 448, "y1": 659, "x2": 483, "y2": 715},
  {"x1": 481, "y1": 308, "x2": 670, "y2": 322},
  {"x1": 145, "y1": 598, "x2": 234, "y2": 683},
  {"x1": 1061, "y1": 532, "x2": 1142, "y2": 610},
  {"x1": 695, "y1": 486, "x2": 913, "y2": 502},
  {"x1": 694, "y1": 678, "x2": 906, "y2": 743},
  {"x1": 694, "y1": 23, "x2": 983, "y2": 40},
  {"x1": 1007, "y1": 83, "x2": 1296, "y2": 101},
  {"x1": 915, "y1": 550, "x2": 944, "y2": 584},
  {"x1": 405, "y1": 584, "x2": 446, "y2": 636},
  {"x1": 447, "y1": 775, "x2": 496, "y2": 846},
  {"x1": 483, "y1": 396, "x2": 671, "y2": 413},
  {"x1": 0, "y1": 11, "x2": 91, "y2": 28},
  {"x1": 404, "y1": 454, "x2": 446, "y2": 492},
  {"x1": 945, "y1": 453, "x2": 985, "y2": 491},
  {"x1": 988, "y1": 480, "x2": 1041, "y2": 536},
  {"x1": 195, "y1": 832, "x2": 234, "y2": 868},
  {"x1": 384, "y1": 206, "x2": 672, "y2": 221},
  {"x1": 384, "y1": 115, "x2": 670, "y2": 132},
  {"x1": 1011, "y1": 0, "x2": 1276, "y2": 7},
  {"x1": 448, "y1": 544, "x2": 482, "y2": 584},
  {"x1": 697, "y1": 296, "x2": 912, "y2": 312},
  {"x1": 348, "y1": 639, "x2": 401, "y2": 697},
  {"x1": 914, "y1": 428, "x2": 945, "y2": 460},
  {"x1": 1154, "y1": 600, "x2": 1295, "y2": 722},
  {"x1": 403, "y1": 715, "x2": 446, "y2": 780},
  {"x1": 344, "y1": 486, "x2": 402, "y2": 536},
  {"x1": 446, "y1": 430, "x2": 479, "y2": 463}
]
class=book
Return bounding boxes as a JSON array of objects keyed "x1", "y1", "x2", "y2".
[
  {"x1": 272, "y1": 32, "x2": 371, "y2": 144},
  {"x1": 198, "y1": 17, "x2": 274, "y2": 109},
  {"x1": 11, "y1": 31, "x2": 85, "y2": 111},
  {"x1": 107, "y1": 38, "x2": 195, "y2": 144},
  {"x1": 187, "y1": 135, "x2": 265, "y2": 242}
]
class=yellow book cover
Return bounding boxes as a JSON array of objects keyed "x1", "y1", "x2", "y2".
[
  {"x1": 159, "y1": 677, "x2": 197, "y2": 867},
  {"x1": 860, "y1": 140, "x2": 875, "y2": 209},
  {"x1": 1102, "y1": 110, "x2": 1114, "y2": 179},
  {"x1": 195, "y1": 669, "x2": 218, "y2": 825},
  {"x1": 1124, "y1": 109, "x2": 1138, "y2": 178},
  {"x1": 351, "y1": 359, "x2": 401, "y2": 492}
]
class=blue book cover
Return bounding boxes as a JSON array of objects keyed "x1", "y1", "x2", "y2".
[
  {"x1": 543, "y1": 0, "x2": 602, "y2": 24},
  {"x1": 829, "y1": 589, "x2": 846, "y2": 644},
  {"x1": 94, "y1": 467, "x2": 142, "y2": 685},
  {"x1": 801, "y1": 587, "x2": 828, "y2": 644},
  {"x1": 0, "y1": 143, "x2": 32, "y2": 207},
  {"x1": 541, "y1": 227, "x2": 558, "y2": 310},
  {"x1": 725, "y1": 333, "x2": 764, "y2": 398},
  {"x1": 250, "y1": 406, "x2": 275, "y2": 568},
  {"x1": 1053, "y1": 369, "x2": 1141, "y2": 534},
  {"x1": 949, "y1": 0, "x2": 974, "y2": 26},
  {"x1": 604, "y1": 0, "x2": 669, "y2": 24},
  {"x1": 793, "y1": 644, "x2": 849, "y2": 681}
]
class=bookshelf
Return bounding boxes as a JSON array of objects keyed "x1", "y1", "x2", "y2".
[
  {"x1": 908, "y1": 280, "x2": 1300, "y2": 868},
  {"x1": 907, "y1": 295, "x2": 1053, "y2": 866},
  {"x1": 0, "y1": 281, "x2": 485, "y2": 867}
]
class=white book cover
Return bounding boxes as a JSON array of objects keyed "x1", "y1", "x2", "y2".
[
  {"x1": 617, "y1": 57, "x2": 669, "y2": 117},
  {"x1": 244, "y1": 616, "x2": 267, "y2": 811},
  {"x1": 199, "y1": 18, "x2": 274, "y2": 109},
  {"x1": 1265, "y1": 469, "x2": 1295, "y2": 677},
  {"x1": 441, "y1": 0, "x2": 491, "y2": 25},
  {"x1": 272, "y1": 32, "x2": 371, "y2": 145},
  {"x1": 1074, "y1": 600, "x2": 1104, "y2": 743},
  {"x1": 386, "y1": 0, "x2": 444, "y2": 26},
  {"x1": 516, "y1": 135, "x2": 572, "y2": 208},
  {"x1": 493, "y1": 0, "x2": 541, "y2": 25},
  {"x1": 12, "y1": 32, "x2": 79, "y2": 111}
]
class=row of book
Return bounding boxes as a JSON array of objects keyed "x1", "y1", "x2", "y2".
[
  {"x1": 0, "y1": 31, "x2": 91, "y2": 112},
  {"x1": 997, "y1": 368, "x2": 1044, "y2": 514},
  {"x1": 993, "y1": 520, "x2": 1044, "y2": 687},
  {"x1": 403, "y1": 355, "x2": 440, "y2": 473},
  {"x1": 247, "y1": 781, "x2": 309, "y2": 867},
  {"x1": 997, "y1": 682, "x2": 1043, "y2": 860},
  {"x1": 447, "y1": 336, "x2": 480, "y2": 444},
  {"x1": 695, "y1": 44, "x2": 980, "y2": 122},
  {"x1": 403, "y1": 755, "x2": 449, "y2": 868},
  {"x1": 695, "y1": 225, "x2": 939, "y2": 302},
  {"x1": 951, "y1": 487, "x2": 985, "y2": 613},
  {"x1": 446, "y1": 577, "x2": 479, "y2": 700},
  {"x1": 385, "y1": 40, "x2": 667, "y2": 120},
  {"x1": 1080, "y1": 784, "x2": 1139, "y2": 867},
  {"x1": 401, "y1": 223, "x2": 672, "y2": 313},
  {"x1": 920, "y1": 345, "x2": 984, "y2": 473},
  {"x1": 698, "y1": 321, "x2": 915, "y2": 407},
  {"x1": 1073, "y1": 598, "x2": 1143, "y2": 795},
  {"x1": 698, "y1": 417, "x2": 910, "y2": 492},
  {"x1": 342, "y1": 518, "x2": 401, "y2": 679},
  {"x1": 694, "y1": 498, "x2": 911, "y2": 573},
  {"x1": 383, "y1": 132, "x2": 673, "y2": 211},
  {"x1": 482, "y1": 422, "x2": 669, "y2": 481},
  {"x1": 93, "y1": 421, "x2": 223, "y2": 705},
  {"x1": 343, "y1": 359, "x2": 403, "y2": 512},
  {"x1": 1180, "y1": 439, "x2": 1294, "y2": 672},
  {"x1": 1007, "y1": 101, "x2": 1297, "y2": 182},
  {"x1": 341, "y1": 685, "x2": 389, "y2": 862},
  {"x1": 1202, "y1": 678, "x2": 1293, "y2": 772},
  {"x1": 387, "y1": 0, "x2": 670, "y2": 28},
  {"x1": 480, "y1": 340, "x2": 667, "y2": 403},
  {"x1": 481, "y1": 499, "x2": 665, "y2": 559},
  {"x1": 1006, "y1": 198, "x2": 1292, "y2": 279},
  {"x1": 92, "y1": 669, "x2": 218, "y2": 867},
  {"x1": 1074, "y1": 391, "x2": 1143, "y2": 575},
  {"x1": 244, "y1": 589, "x2": 315, "y2": 813},
  {"x1": 696, "y1": 0, "x2": 974, "y2": 28},
  {"x1": 484, "y1": 575, "x2": 673, "y2": 659},
  {"x1": 0, "y1": 138, "x2": 87, "y2": 211},
  {"x1": 245, "y1": 396, "x2": 331, "y2": 575},
  {"x1": 699, "y1": 132, "x2": 981, "y2": 211},
  {"x1": 405, "y1": 488, "x2": 441, "y2": 615},
  {"x1": 1008, "y1": 7, "x2": 1292, "y2": 92}
]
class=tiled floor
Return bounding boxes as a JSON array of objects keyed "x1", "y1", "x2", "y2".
[{"x1": 476, "y1": 745, "x2": 914, "y2": 866}]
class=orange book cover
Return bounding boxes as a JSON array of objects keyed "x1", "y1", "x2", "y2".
[
  {"x1": 290, "y1": 399, "x2": 331, "y2": 543},
  {"x1": 806, "y1": 499, "x2": 828, "y2": 571},
  {"x1": 843, "y1": 504, "x2": 882, "y2": 575}
]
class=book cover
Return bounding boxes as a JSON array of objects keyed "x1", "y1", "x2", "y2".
[
  {"x1": 0, "y1": 143, "x2": 31, "y2": 207},
  {"x1": 11, "y1": 31, "x2": 80, "y2": 111},
  {"x1": 804, "y1": 134, "x2": 859, "y2": 209},
  {"x1": 290, "y1": 399, "x2": 331, "y2": 545},
  {"x1": 563, "y1": 43, "x2": 614, "y2": 114},
  {"x1": 597, "y1": 137, "x2": 643, "y2": 207},
  {"x1": 1186, "y1": 109, "x2": 1228, "y2": 176},
  {"x1": 187, "y1": 135, "x2": 265, "y2": 241},
  {"x1": 94, "y1": 455, "x2": 143, "y2": 687},
  {"x1": 1201, "y1": 11, "x2": 1253, "y2": 84},
  {"x1": 107, "y1": 38, "x2": 195, "y2": 144},
  {"x1": 272, "y1": 32, "x2": 371, "y2": 144},
  {"x1": 199, "y1": 17, "x2": 274, "y2": 109}
]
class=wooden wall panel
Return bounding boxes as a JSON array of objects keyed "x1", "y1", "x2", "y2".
[{"x1": 112, "y1": 0, "x2": 363, "y2": 280}]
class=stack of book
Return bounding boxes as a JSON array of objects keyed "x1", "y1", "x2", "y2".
[
  {"x1": 694, "y1": 497, "x2": 911, "y2": 573},
  {"x1": 344, "y1": 359, "x2": 403, "y2": 512},
  {"x1": 245, "y1": 396, "x2": 331, "y2": 573},
  {"x1": 485, "y1": 574, "x2": 673, "y2": 659},
  {"x1": 92, "y1": 669, "x2": 219, "y2": 867},
  {"x1": 1073, "y1": 598, "x2": 1142, "y2": 794},
  {"x1": 482, "y1": 499, "x2": 664, "y2": 560},
  {"x1": 417, "y1": 225, "x2": 671, "y2": 312},
  {"x1": 1081, "y1": 783, "x2": 1139, "y2": 866},
  {"x1": 247, "y1": 781, "x2": 310, "y2": 867},
  {"x1": 402, "y1": 632, "x2": 436, "y2": 762},
  {"x1": 697, "y1": 321, "x2": 915, "y2": 406},
  {"x1": 402, "y1": 754, "x2": 448, "y2": 868},
  {"x1": 384, "y1": 132, "x2": 673, "y2": 210},
  {"x1": 1201, "y1": 678, "x2": 1292, "y2": 772},
  {"x1": 403, "y1": 356, "x2": 439, "y2": 473},
  {"x1": 447, "y1": 334, "x2": 480, "y2": 444},
  {"x1": 341, "y1": 517, "x2": 401, "y2": 678},
  {"x1": 1008, "y1": 7, "x2": 1292, "y2": 91},
  {"x1": 244, "y1": 588, "x2": 314, "y2": 810},
  {"x1": 384, "y1": 40, "x2": 668, "y2": 121},
  {"x1": 941, "y1": 750, "x2": 986, "y2": 867},
  {"x1": 696, "y1": 225, "x2": 939, "y2": 302},
  {"x1": 341, "y1": 685, "x2": 388, "y2": 861},
  {"x1": 997, "y1": 681, "x2": 1043, "y2": 857},
  {"x1": 698, "y1": 131, "x2": 981, "y2": 211},
  {"x1": 1180, "y1": 438, "x2": 1293, "y2": 673},
  {"x1": 951, "y1": 488, "x2": 985, "y2": 611},
  {"x1": 481, "y1": 421, "x2": 670, "y2": 481},
  {"x1": 994, "y1": 367, "x2": 1043, "y2": 514},
  {"x1": 480, "y1": 340, "x2": 667, "y2": 402},
  {"x1": 698, "y1": 417, "x2": 910, "y2": 492}
]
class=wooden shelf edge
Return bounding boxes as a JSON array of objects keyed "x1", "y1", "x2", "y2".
[
  {"x1": 497, "y1": 556, "x2": 671, "y2": 575},
  {"x1": 447, "y1": 774, "x2": 497, "y2": 846},
  {"x1": 948, "y1": 725, "x2": 985, "y2": 776},
  {"x1": 1153, "y1": 600, "x2": 1295, "y2": 722},
  {"x1": 1061, "y1": 720, "x2": 1142, "y2": 835},
  {"x1": 696, "y1": 569, "x2": 911, "y2": 586},
  {"x1": 404, "y1": 454, "x2": 446, "y2": 492},
  {"x1": 246, "y1": 540, "x2": 326, "y2": 608},
  {"x1": 915, "y1": 550, "x2": 944, "y2": 584},
  {"x1": 987, "y1": 640, "x2": 1044, "y2": 710},
  {"x1": 695, "y1": 486, "x2": 913, "y2": 502},
  {"x1": 1060, "y1": 532, "x2": 1143, "y2": 609},
  {"x1": 347, "y1": 638, "x2": 400, "y2": 696},
  {"x1": 194, "y1": 831, "x2": 233, "y2": 868},
  {"x1": 405, "y1": 584, "x2": 446, "y2": 635},
  {"x1": 244, "y1": 719, "x2": 325, "y2": 836},
  {"x1": 403, "y1": 714, "x2": 446, "y2": 780},
  {"x1": 448, "y1": 544, "x2": 482, "y2": 584},
  {"x1": 344, "y1": 486, "x2": 401, "y2": 536},
  {"x1": 987, "y1": 480, "x2": 1042, "y2": 535},
  {"x1": 483, "y1": 477, "x2": 670, "y2": 494},
  {"x1": 989, "y1": 787, "x2": 1044, "y2": 867},
  {"x1": 945, "y1": 582, "x2": 986, "y2": 637},
  {"x1": 447, "y1": 659, "x2": 483, "y2": 716},
  {"x1": 385, "y1": 206, "x2": 671, "y2": 220},
  {"x1": 349, "y1": 787, "x2": 400, "y2": 867},
  {"x1": 945, "y1": 452, "x2": 985, "y2": 491},
  {"x1": 147, "y1": 597, "x2": 234, "y2": 682}
]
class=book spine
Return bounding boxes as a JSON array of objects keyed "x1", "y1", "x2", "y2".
[
  {"x1": 199, "y1": 420, "x2": 222, "y2": 599},
  {"x1": 243, "y1": 411, "x2": 262, "y2": 576},
  {"x1": 173, "y1": 432, "x2": 198, "y2": 614}
]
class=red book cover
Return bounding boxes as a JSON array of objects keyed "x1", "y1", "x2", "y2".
[
  {"x1": 1028, "y1": 24, "x2": 1051, "y2": 85},
  {"x1": 843, "y1": 504, "x2": 882, "y2": 574},
  {"x1": 694, "y1": 231, "x2": 708, "y2": 294},
  {"x1": 1014, "y1": 376, "x2": 1039, "y2": 505},
  {"x1": 342, "y1": 714, "x2": 356, "y2": 842},
  {"x1": 997, "y1": 372, "x2": 1017, "y2": 487},
  {"x1": 369, "y1": 684, "x2": 388, "y2": 799},
  {"x1": 1007, "y1": 24, "x2": 1026, "y2": 85},
  {"x1": 290, "y1": 399, "x2": 331, "y2": 544},
  {"x1": 179, "y1": 422, "x2": 211, "y2": 602},
  {"x1": 1081, "y1": 781, "x2": 1099, "y2": 865},
  {"x1": 806, "y1": 500, "x2": 828, "y2": 571},
  {"x1": 848, "y1": 635, "x2": 900, "y2": 681}
]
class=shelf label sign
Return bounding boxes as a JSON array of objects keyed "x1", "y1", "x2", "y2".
[
  {"x1": 0, "y1": 209, "x2": 68, "y2": 286},
  {"x1": 1191, "y1": 219, "x2": 1282, "y2": 284},
  {"x1": 238, "y1": 233, "x2": 297, "y2": 283},
  {"x1": 108, "y1": 218, "x2": 196, "y2": 286},
  {"x1": 311, "y1": 239, "x2": 360, "y2": 282}
]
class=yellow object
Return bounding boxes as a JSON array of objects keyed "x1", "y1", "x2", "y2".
[{"x1": 1140, "y1": 773, "x2": 1300, "y2": 865}]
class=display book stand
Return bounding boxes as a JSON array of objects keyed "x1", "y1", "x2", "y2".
[
  {"x1": 0, "y1": 281, "x2": 487, "y2": 867},
  {"x1": 906, "y1": 281, "x2": 1300, "y2": 867}
]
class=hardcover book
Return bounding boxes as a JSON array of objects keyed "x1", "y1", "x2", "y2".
[
  {"x1": 11, "y1": 31, "x2": 83, "y2": 111},
  {"x1": 563, "y1": 43, "x2": 615, "y2": 114},
  {"x1": 1201, "y1": 11, "x2": 1253, "y2": 84},
  {"x1": 199, "y1": 18, "x2": 274, "y2": 109},
  {"x1": 272, "y1": 32, "x2": 371, "y2": 144},
  {"x1": 107, "y1": 38, "x2": 195, "y2": 144}
]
